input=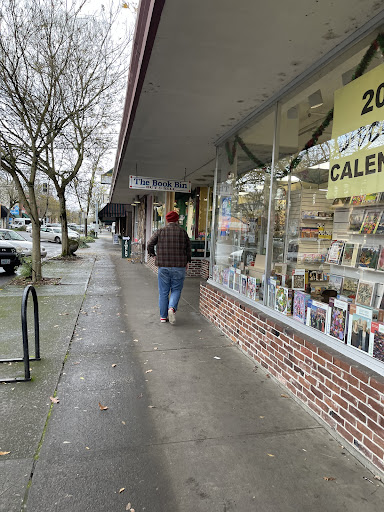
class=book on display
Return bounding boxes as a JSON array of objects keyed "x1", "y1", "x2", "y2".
[
  {"x1": 328, "y1": 298, "x2": 348, "y2": 342},
  {"x1": 347, "y1": 304, "x2": 373, "y2": 354}
]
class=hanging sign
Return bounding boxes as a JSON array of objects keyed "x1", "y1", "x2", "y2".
[
  {"x1": 327, "y1": 64, "x2": 384, "y2": 199},
  {"x1": 129, "y1": 175, "x2": 191, "y2": 193}
]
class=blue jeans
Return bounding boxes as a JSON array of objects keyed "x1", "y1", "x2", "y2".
[{"x1": 158, "y1": 267, "x2": 186, "y2": 319}]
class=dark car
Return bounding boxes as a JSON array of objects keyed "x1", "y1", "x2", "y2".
[{"x1": 0, "y1": 240, "x2": 21, "y2": 274}]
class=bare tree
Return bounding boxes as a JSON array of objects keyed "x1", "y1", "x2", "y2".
[{"x1": 0, "y1": 0, "x2": 131, "y2": 277}]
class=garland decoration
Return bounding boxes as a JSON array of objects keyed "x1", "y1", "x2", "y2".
[{"x1": 225, "y1": 33, "x2": 384, "y2": 178}]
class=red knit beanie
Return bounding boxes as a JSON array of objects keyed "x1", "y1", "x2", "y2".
[{"x1": 166, "y1": 211, "x2": 179, "y2": 223}]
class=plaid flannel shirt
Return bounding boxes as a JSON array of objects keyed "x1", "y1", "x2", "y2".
[{"x1": 147, "y1": 223, "x2": 191, "y2": 267}]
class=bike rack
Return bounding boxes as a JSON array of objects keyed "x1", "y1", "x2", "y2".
[{"x1": 0, "y1": 285, "x2": 40, "y2": 383}]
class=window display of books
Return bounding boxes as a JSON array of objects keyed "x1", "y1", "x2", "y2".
[
  {"x1": 347, "y1": 305, "x2": 373, "y2": 355},
  {"x1": 326, "y1": 240, "x2": 345, "y2": 264},
  {"x1": 328, "y1": 298, "x2": 348, "y2": 342},
  {"x1": 358, "y1": 246, "x2": 380, "y2": 269}
]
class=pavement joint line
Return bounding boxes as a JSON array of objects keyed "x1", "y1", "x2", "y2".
[
  {"x1": 20, "y1": 255, "x2": 97, "y2": 512},
  {"x1": 137, "y1": 344, "x2": 234, "y2": 353},
  {"x1": 121, "y1": 425, "x2": 325, "y2": 449}
]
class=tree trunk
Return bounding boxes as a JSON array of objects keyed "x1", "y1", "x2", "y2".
[
  {"x1": 85, "y1": 217, "x2": 88, "y2": 237},
  {"x1": 27, "y1": 188, "x2": 42, "y2": 282},
  {"x1": 58, "y1": 191, "x2": 69, "y2": 256}
]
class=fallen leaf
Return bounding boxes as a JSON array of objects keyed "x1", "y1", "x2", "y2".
[
  {"x1": 145, "y1": 369, "x2": 153, "y2": 373},
  {"x1": 50, "y1": 396, "x2": 59, "y2": 403},
  {"x1": 112, "y1": 364, "x2": 117, "y2": 367},
  {"x1": 126, "y1": 504, "x2": 131, "y2": 511},
  {"x1": 85, "y1": 447, "x2": 90, "y2": 450},
  {"x1": 120, "y1": 330, "x2": 126, "y2": 333},
  {"x1": 267, "y1": 453, "x2": 275, "y2": 457},
  {"x1": 73, "y1": 362, "x2": 80, "y2": 365},
  {"x1": 198, "y1": 330, "x2": 202, "y2": 332},
  {"x1": 0, "y1": 451, "x2": 10, "y2": 455},
  {"x1": 154, "y1": 347, "x2": 158, "y2": 350},
  {"x1": 98, "y1": 402, "x2": 109, "y2": 410},
  {"x1": 213, "y1": 356, "x2": 221, "y2": 360},
  {"x1": 54, "y1": 325, "x2": 59, "y2": 328},
  {"x1": 323, "y1": 476, "x2": 336, "y2": 481},
  {"x1": 80, "y1": 377, "x2": 85, "y2": 380},
  {"x1": 280, "y1": 394, "x2": 289, "y2": 398},
  {"x1": 133, "y1": 339, "x2": 139, "y2": 342},
  {"x1": 148, "y1": 405, "x2": 155, "y2": 408},
  {"x1": 259, "y1": 416, "x2": 265, "y2": 419},
  {"x1": 119, "y1": 487, "x2": 125, "y2": 493},
  {"x1": 122, "y1": 421, "x2": 126, "y2": 425}
]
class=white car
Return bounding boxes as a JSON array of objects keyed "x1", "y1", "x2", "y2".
[
  {"x1": 0, "y1": 229, "x2": 47, "y2": 258},
  {"x1": 40, "y1": 226, "x2": 80, "y2": 243}
]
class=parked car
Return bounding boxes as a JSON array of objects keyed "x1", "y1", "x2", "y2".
[
  {"x1": 0, "y1": 240, "x2": 21, "y2": 274},
  {"x1": 40, "y1": 226, "x2": 80, "y2": 243},
  {"x1": 0, "y1": 229, "x2": 47, "y2": 258}
]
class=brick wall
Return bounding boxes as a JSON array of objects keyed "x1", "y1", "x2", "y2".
[
  {"x1": 200, "y1": 282, "x2": 384, "y2": 475},
  {"x1": 146, "y1": 257, "x2": 209, "y2": 279}
]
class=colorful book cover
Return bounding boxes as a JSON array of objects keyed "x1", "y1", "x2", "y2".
[
  {"x1": 222, "y1": 268, "x2": 230, "y2": 287},
  {"x1": 328, "y1": 274, "x2": 343, "y2": 293},
  {"x1": 233, "y1": 269, "x2": 241, "y2": 292},
  {"x1": 328, "y1": 298, "x2": 348, "y2": 342},
  {"x1": 347, "y1": 304, "x2": 373, "y2": 354},
  {"x1": 306, "y1": 300, "x2": 329, "y2": 333},
  {"x1": 377, "y1": 247, "x2": 384, "y2": 272},
  {"x1": 341, "y1": 243, "x2": 360, "y2": 267},
  {"x1": 274, "y1": 286, "x2": 293, "y2": 315},
  {"x1": 348, "y1": 211, "x2": 365, "y2": 232},
  {"x1": 363, "y1": 193, "x2": 378, "y2": 205},
  {"x1": 350, "y1": 195, "x2": 365, "y2": 206},
  {"x1": 326, "y1": 240, "x2": 345, "y2": 265},
  {"x1": 374, "y1": 211, "x2": 384, "y2": 234},
  {"x1": 358, "y1": 246, "x2": 380, "y2": 269},
  {"x1": 293, "y1": 291, "x2": 310, "y2": 324},
  {"x1": 247, "y1": 276, "x2": 257, "y2": 301},
  {"x1": 359, "y1": 210, "x2": 381, "y2": 234},
  {"x1": 341, "y1": 276, "x2": 359, "y2": 300},
  {"x1": 240, "y1": 274, "x2": 248, "y2": 295},
  {"x1": 228, "y1": 268, "x2": 235, "y2": 289},
  {"x1": 370, "y1": 322, "x2": 384, "y2": 361},
  {"x1": 355, "y1": 280, "x2": 376, "y2": 307}
]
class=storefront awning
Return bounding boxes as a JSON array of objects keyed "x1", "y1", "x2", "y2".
[
  {"x1": 0, "y1": 205, "x2": 9, "y2": 218},
  {"x1": 98, "y1": 203, "x2": 130, "y2": 221}
]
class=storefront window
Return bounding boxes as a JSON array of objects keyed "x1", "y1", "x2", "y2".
[
  {"x1": 152, "y1": 193, "x2": 166, "y2": 231},
  {"x1": 211, "y1": 39, "x2": 384, "y2": 366},
  {"x1": 213, "y1": 109, "x2": 275, "y2": 299}
]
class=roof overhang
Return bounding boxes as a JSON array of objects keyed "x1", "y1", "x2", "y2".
[{"x1": 111, "y1": 0, "x2": 384, "y2": 204}]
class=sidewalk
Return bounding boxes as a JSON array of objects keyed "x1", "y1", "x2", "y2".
[{"x1": 1, "y1": 234, "x2": 384, "y2": 512}]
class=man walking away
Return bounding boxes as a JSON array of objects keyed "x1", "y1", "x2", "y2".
[{"x1": 147, "y1": 211, "x2": 191, "y2": 324}]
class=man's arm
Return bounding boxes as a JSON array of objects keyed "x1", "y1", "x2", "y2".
[{"x1": 147, "y1": 231, "x2": 159, "y2": 257}]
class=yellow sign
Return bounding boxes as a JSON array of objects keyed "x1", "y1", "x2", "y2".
[{"x1": 327, "y1": 64, "x2": 384, "y2": 199}]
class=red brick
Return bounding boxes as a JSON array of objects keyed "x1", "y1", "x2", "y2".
[
  {"x1": 324, "y1": 396, "x2": 338, "y2": 411},
  {"x1": 343, "y1": 372, "x2": 359, "y2": 388},
  {"x1": 308, "y1": 401, "x2": 322, "y2": 416},
  {"x1": 293, "y1": 334, "x2": 305, "y2": 345},
  {"x1": 339, "y1": 408, "x2": 356, "y2": 427},
  {"x1": 318, "y1": 348, "x2": 333, "y2": 362},
  {"x1": 332, "y1": 374, "x2": 348, "y2": 390},
  {"x1": 342, "y1": 421, "x2": 362, "y2": 441},
  {"x1": 356, "y1": 419, "x2": 373, "y2": 439},
  {"x1": 350, "y1": 367, "x2": 369, "y2": 384},
  {"x1": 373, "y1": 433, "x2": 384, "y2": 452},
  {"x1": 367, "y1": 397, "x2": 384, "y2": 416},
  {"x1": 316, "y1": 398, "x2": 329, "y2": 413},
  {"x1": 325, "y1": 378, "x2": 341, "y2": 394},
  {"x1": 367, "y1": 419, "x2": 384, "y2": 439},
  {"x1": 325, "y1": 362, "x2": 343, "y2": 377},
  {"x1": 311, "y1": 385, "x2": 323, "y2": 400},
  {"x1": 321, "y1": 411, "x2": 337, "y2": 429},
  {"x1": 370, "y1": 377, "x2": 384, "y2": 395},
  {"x1": 340, "y1": 389, "x2": 358, "y2": 406},
  {"x1": 347, "y1": 385, "x2": 366, "y2": 403},
  {"x1": 333, "y1": 357, "x2": 351, "y2": 373},
  {"x1": 304, "y1": 340, "x2": 317, "y2": 353},
  {"x1": 349, "y1": 404, "x2": 366, "y2": 424},
  {"x1": 337, "y1": 425, "x2": 354, "y2": 444},
  {"x1": 333, "y1": 395, "x2": 348, "y2": 410},
  {"x1": 318, "y1": 382, "x2": 332, "y2": 397},
  {"x1": 318, "y1": 366, "x2": 332, "y2": 380},
  {"x1": 364, "y1": 437, "x2": 384, "y2": 459},
  {"x1": 360, "y1": 382, "x2": 381, "y2": 401},
  {"x1": 358, "y1": 402, "x2": 378, "y2": 422}
]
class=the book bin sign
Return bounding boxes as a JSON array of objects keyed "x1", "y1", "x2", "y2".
[
  {"x1": 129, "y1": 175, "x2": 191, "y2": 193},
  {"x1": 327, "y1": 64, "x2": 384, "y2": 199}
]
